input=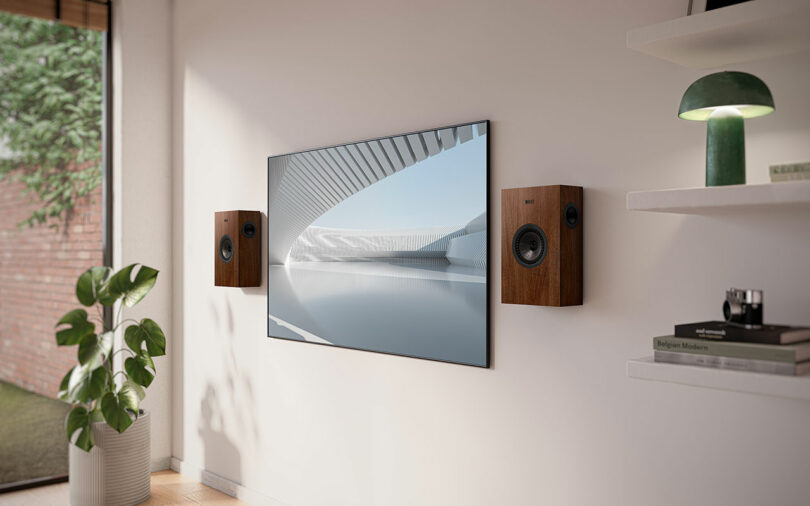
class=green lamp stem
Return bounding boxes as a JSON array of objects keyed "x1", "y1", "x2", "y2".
[{"x1": 706, "y1": 107, "x2": 745, "y2": 186}]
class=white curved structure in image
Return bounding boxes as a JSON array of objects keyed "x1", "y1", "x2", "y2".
[
  {"x1": 289, "y1": 225, "x2": 465, "y2": 262},
  {"x1": 288, "y1": 213, "x2": 487, "y2": 269},
  {"x1": 268, "y1": 122, "x2": 487, "y2": 264}
]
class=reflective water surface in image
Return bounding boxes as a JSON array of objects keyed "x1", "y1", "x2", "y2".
[{"x1": 268, "y1": 262, "x2": 487, "y2": 366}]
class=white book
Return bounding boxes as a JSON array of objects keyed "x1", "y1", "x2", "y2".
[
  {"x1": 770, "y1": 162, "x2": 810, "y2": 182},
  {"x1": 769, "y1": 161, "x2": 810, "y2": 175},
  {"x1": 771, "y1": 173, "x2": 810, "y2": 182},
  {"x1": 654, "y1": 350, "x2": 810, "y2": 376}
]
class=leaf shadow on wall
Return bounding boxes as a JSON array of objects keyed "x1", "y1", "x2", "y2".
[
  {"x1": 199, "y1": 297, "x2": 261, "y2": 484},
  {"x1": 198, "y1": 384, "x2": 242, "y2": 482}
]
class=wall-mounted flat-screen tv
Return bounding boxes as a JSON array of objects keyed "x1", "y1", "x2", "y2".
[{"x1": 267, "y1": 120, "x2": 489, "y2": 367}]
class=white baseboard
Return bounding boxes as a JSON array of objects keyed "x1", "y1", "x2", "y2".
[
  {"x1": 151, "y1": 456, "x2": 172, "y2": 472},
  {"x1": 169, "y1": 457, "x2": 286, "y2": 506}
]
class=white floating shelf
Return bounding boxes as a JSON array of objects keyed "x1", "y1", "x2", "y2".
[
  {"x1": 628, "y1": 356, "x2": 810, "y2": 401},
  {"x1": 627, "y1": 0, "x2": 810, "y2": 68},
  {"x1": 626, "y1": 181, "x2": 810, "y2": 214}
]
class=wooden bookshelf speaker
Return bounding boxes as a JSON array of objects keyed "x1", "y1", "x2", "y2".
[
  {"x1": 215, "y1": 210, "x2": 261, "y2": 287},
  {"x1": 501, "y1": 185, "x2": 583, "y2": 306}
]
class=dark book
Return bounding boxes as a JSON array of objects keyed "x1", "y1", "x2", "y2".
[{"x1": 674, "y1": 321, "x2": 810, "y2": 345}]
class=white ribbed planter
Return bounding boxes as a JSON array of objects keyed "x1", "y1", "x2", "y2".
[{"x1": 69, "y1": 410, "x2": 151, "y2": 506}]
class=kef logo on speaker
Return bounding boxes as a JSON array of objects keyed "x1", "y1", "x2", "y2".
[{"x1": 524, "y1": 199, "x2": 534, "y2": 204}]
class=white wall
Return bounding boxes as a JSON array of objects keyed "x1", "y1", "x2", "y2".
[
  {"x1": 113, "y1": 0, "x2": 173, "y2": 466},
  {"x1": 170, "y1": 1, "x2": 810, "y2": 504}
]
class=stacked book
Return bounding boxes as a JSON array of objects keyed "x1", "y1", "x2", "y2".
[{"x1": 654, "y1": 321, "x2": 810, "y2": 376}]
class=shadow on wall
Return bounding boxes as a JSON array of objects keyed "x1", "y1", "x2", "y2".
[
  {"x1": 198, "y1": 383, "x2": 242, "y2": 482},
  {"x1": 199, "y1": 296, "x2": 260, "y2": 484}
]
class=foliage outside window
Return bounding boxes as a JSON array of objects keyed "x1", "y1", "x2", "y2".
[{"x1": 0, "y1": 13, "x2": 102, "y2": 228}]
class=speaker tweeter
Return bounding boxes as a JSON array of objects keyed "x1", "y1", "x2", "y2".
[{"x1": 242, "y1": 221, "x2": 256, "y2": 238}]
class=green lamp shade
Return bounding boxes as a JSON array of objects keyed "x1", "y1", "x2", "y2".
[
  {"x1": 678, "y1": 71, "x2": 774, "y2": 187},
  {"x1": 679, "y1": 71, "x2": 774, "y2": 121}
]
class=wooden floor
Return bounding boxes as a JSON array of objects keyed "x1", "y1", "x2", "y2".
[{"x1": 0, "y1": 470, "x2": 246, "y2": 505}]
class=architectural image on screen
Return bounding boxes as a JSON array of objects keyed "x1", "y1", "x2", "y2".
[{"x1": 267, "y1": 121, "x2": 488, "y2": 366}]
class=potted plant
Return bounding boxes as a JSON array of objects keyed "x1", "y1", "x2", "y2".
[{"x1": 55, "y1": 264, "x2": 165, "y2": 506}]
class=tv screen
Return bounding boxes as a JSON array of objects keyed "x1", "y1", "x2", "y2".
[{"x1": 267, "y1": 121, "x2": 489, "y2": 367}]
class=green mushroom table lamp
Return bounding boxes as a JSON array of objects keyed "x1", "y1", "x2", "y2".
[{"x1": 679, "y1": 71, "x2": 774, "y2": 187}]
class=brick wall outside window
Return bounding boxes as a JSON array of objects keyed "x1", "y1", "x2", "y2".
[{"x1": 0, "y1": 179, "x2": 104, "y2": 398}]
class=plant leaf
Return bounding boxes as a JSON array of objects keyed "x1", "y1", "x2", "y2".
[
  {"x1": 124, "y1": 265, "x2": 158, "y2": 307},
  {"x1": 66, "y1": 406, "x2": 94, "y2": 452},
  {"x1": 77, "y1": 330, "x2": 113, "y2": 366},
  {"x1": 101, "y1": 391, "x2": 133, "y2": 433},
  {"x1": 124, "y1": 324, "x2": 144, "y2": 354},
  {"x1": 75, "y1": 427, "x2": 94, "y2": 452},
  {"x1": 76, "y1": 266, "x2": 112, "y2": 306},
  {"x1": 57, "y1": 308, "x2": 88, "y2": 327},
  {"x1": 125, "y1": 354, "x2": 155, "y2": 388},
  {"x1": 55, "y1": 309, "x2": 95, "y2": 346},
  {"x1": 128, "y1": 380, "x2": 146, "y2": 402},
  {"x1": 66, "y1": 406, "x2": 88, "y2": 439},
  {"x1": 96, "y1": 283, "x2": 118, "y2": 306},
  {"x1": 89, "y1": 408, "x2": 104, "y2": 423},
  {"x1": 86, "y1": 367, "x2": 108, "y2": 400},
  {"x1": 57, "y1": 367, "x2": 74, "y2": 402},
  {"x1": 124, "y1": 319, "x2": 166, "y2": 357},
  {"x1": 119, "y1": 380, "x2": 143, "y2": 412},
  {"x1": 141, "y1": 319, "x2": 166, "y2": 357},
  {"x1": 107, "y1": 264, "x2": 136, "y2": 298},
  {"x1": 67, "y1": 363, "x2": 107, "y2": 403}
]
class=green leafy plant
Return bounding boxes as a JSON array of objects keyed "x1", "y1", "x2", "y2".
[
  {"x1": 56, "y1": 264, "x2": 165, "y2": 452},
  {"x1": 0, "y1": 12, "x2": 102, "y2": 228}
]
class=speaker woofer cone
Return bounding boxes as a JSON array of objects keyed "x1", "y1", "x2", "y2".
[
  {"x1": 512, "y1": 224, "x2": 547, "y2": 268},
  {"x1": 219, "y1": 234, "x2": 234, "y2": 263}
]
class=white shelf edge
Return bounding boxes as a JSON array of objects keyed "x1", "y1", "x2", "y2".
[
  {"x1": 627, "y1": 0, "x2": 810, "y2": 68},
  {"x1": 626, "y1": 181, "x2": 810, "y2": 214},
  {"x1": 628, "y1": 356, "x2": 810, "y2": 401}
]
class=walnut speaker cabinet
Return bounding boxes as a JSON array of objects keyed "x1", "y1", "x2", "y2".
[
  {"x1": 215, "y1": 210, "x2": 261, "y2": 287},
  {"x1": 501, "y1": 185, "x2": 583, "y2": 306}
]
